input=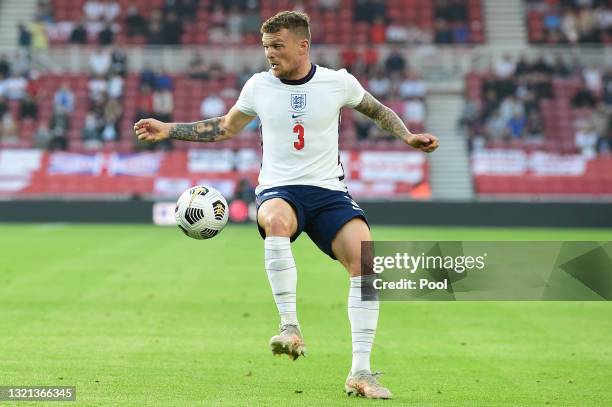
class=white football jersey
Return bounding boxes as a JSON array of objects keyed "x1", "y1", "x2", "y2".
[{"x1": 235, "y1": 64, "x2": 366, "y2": 194}]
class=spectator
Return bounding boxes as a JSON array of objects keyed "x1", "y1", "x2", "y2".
[
  {"x1": 499, "y1": 95, "x2": 525, "y2": 122},
  {"x1": 385, "y1": 20, "x2": 409, "y2": 44},
  {"x1": 17, "y1": 22, "x2": 32, "y2": 49},
  {"x1": 451, "y1": 21, "x2": 470, "y2": 44},
  {"x1": 243, "y1": 4, "x2": 261, "y2": 35},
  {"x1": 135, "y1": 84, "x2": 154, "y2": 120},
  {"x1": 35, "y1": 0, "x2": 54, "y2": 24},
  {"x1": 88, "y1": 74, "x2": 108, "y2": 102},
  {"x1": 227, "y1": 6, "x2": 244, "y2": 43},
  {"x1": 101, "y1": 97, "x2": 122, "y2": 141},
  {"x1": 30, "y1": 22, "x2": 48, "y2": 50},
  {"x1": 107, "y1": 74, "x2": 123, "y2": 99},
  {"x1": 507, "y1": 111, "x2": 527, "y2": 139},
  {"x1": 187, "y1": 53, "x2": 209, "y2": 80},
  {"x1": 98, "y1": 22, "x2": 115, "y2": 46},
  {"x1": 70, "y1": 21, "x2": 88, "y2": 44},
  {"x1": 543, "y1": 5, "x2": 562, "y2": 40},
  {"x1": 368, "y1": 67, "x2": 391, "y2": 99},
  {"x1": 434, "y1": 19, "x2": 452, "y2": 44},
  {"x1": 125, "y1": 6, "x2": 147, "y2": 37},
  {"x1": 89, "y1": 47, "x2": 111, "y2": 76},
  {"x1": 53, "y1": 83, "x2": 75, "y2": 114},
  {"x1": 146, "y1": 12, "x2": 165, "y2": 44},
  {"x1": 458, "y1": 94, "x2": 480, "y2": 129},
  {"x1": 0, "y1": 112, "x2": 18, "y2": 144},
  {"x1": 0, "y1": 54, "x2": 10, "y2": 78},
  {"x1": 403, "y1": 98, "x2": 426, "y2": 128},
  {"x1": 101, "y1": 0, "x2": 120, "y2": 22},
  {"x1": 525, "y1": 110, "x2": 545, "y2": 142},
  {"x1": 362, "y1": 47, "x2": 379, "y2": 75},
  {"x1": 353, "y1": 110, "x2": 372, "y2": 141},
  {"x1": 0, "y1": 96, "x2": 7, "y2": 118},
  {"x1": 384, "y1": 46, "x2": 406, "y2": 74},
  {"x1": 49, "y1": 111, "x2": 70, "y2": 150},
  {"x1": 33, "y1": 123, "x2": 52, "y2": 148},
  {"x1": 82, "y1": 111, "x2": 102, "y2": 148},
  {"x1": 399, "y1": 71, "x2": 427, "y2": 100},
  {"x1": 19, "y1": 93, "x2": 38, "y2": 120},
  {"x1": 494, "y1": 55, "x2": 516, "y2": 79},
  {"x1": 4, "y1": 73, "x2": 27, "y2": 100},
  {"x1": 571, "y1": 81, "x2": 598, "y2": 108},
  {"x1": 486, "y1": 110, "x2": 509, "y2": 139},
  {"x1": 340, "y1": 48, "x2": 359, "y2": 72},
  {"x1": 152, "y1": 88, "x2": 173, "y2": 122},
  {"x1": 562, "y1": 10, "x2": 579, "y2": 43},
  {"x1": 110, "y1": 48, "x2": 127, "y2": 76},
  {"x1": 140, "y1": 64, "x2": 157, "y2": 89},
  {"x1": 84, "y1": 0, "x2": 105, "y2": 22},
  {"x1": 603, "y1": 68, "x2": 612, "y2": 106},
  {"x1": 575, "y1": 121, "x2": 598, "y2": 159},
  {"x1": 163, "y1": 11, "x2": 183, "y2": 44},
  {"x1": 200, "y1": 94, "x2": 226, "y2": 119},
  {"x1": 370, "y1": 17, "x2": 386, "y2": 44},
  {"x1": 155, "y1": 69, "x2": 173, "y2": 90},
  {"x1": 583, "y1": 65, "x2": 602, "y2": 95}
]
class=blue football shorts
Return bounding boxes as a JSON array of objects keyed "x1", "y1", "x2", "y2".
[{"x1": 255, "y1": 185, "x2": 369, "y2": 259}]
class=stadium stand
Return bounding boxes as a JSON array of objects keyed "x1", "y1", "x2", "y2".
[
  {"x1": 43, "y1": 0, "x2": 484, "y2": 46},
  {"x1": 464, "y1": 52, "x2": 612, "y2": 197},
  {"x1": 525, "y1": 0, "x2": 612, "y2": 44}
]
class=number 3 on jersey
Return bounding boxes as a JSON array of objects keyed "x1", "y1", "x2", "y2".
[{"x1": 293, "y1": 124, "x2": 305, "y2": 150}]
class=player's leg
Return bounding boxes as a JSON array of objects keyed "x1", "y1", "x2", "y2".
[
  {"x1": 332, "y1": 218, "x2": 392, "y2": 399},
  {"x1": 257, "y1": 197, "x2": 306, "y2": 359}
]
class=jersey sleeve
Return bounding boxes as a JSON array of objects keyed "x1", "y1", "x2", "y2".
[
  {"x1": 342, "y1": 69, "x2": 366, "y2": 108},
  {"x1": 235, "y1": 75, "x2": 258, "y2": 116}
]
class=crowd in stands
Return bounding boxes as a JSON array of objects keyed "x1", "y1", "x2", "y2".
[
  {"x1": 20, "y1": 0, "x2": 483, "y2": 47},
  {"x1": 526, "y1": 0, "x2": 612, "y2": 44},
  {"x1": 0, "y1": 47, "x2": 428, "y2": 151},
  {"x1": 462, "y1": 53, "x2": 612, "y2": 158}
]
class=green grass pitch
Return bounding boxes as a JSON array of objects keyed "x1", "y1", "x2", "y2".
[{"x1": 1, "y1": 224, "x2": 611, "y2": 406}]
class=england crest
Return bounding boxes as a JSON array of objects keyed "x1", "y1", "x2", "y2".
[{"x1": 291, "y1": 94, "x2": 306, "y2": 111}]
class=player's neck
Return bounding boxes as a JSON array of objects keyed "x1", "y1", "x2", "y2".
[
  {"x1": 280, "y1": 61, "x2": 315, "y2": 85},
  {"x1": 284, "y1": 60, "x2": 313, "y2": 81}
]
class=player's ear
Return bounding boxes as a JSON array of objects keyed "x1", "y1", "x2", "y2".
[{"x1": 299, "y1": 38, "x2": 309, "y2": 54}]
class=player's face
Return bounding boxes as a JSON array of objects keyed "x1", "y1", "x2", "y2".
[{"x1": 262, "y1": 29, "x2": 306, "y2": 79}]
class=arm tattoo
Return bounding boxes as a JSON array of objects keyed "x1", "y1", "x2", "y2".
[
  {"x1": 354, "y1": 92, "x2": 412, "y2": 142},
  {"x1": 168, "y1": 117, "x2": 229, "y2": 142}
]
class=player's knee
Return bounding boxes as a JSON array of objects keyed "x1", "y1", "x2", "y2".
[{"x1": 263, "y1": 214, "x2": 294, "y2": 237}]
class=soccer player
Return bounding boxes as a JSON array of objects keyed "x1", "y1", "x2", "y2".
[{"x1": 134, "y1": 11, "x2": 438, "y2": 399}]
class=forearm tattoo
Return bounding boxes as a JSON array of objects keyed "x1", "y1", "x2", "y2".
[
  {"x1": 354, "y1": 92, "x2": 412, "y2": 142},
  {"x1": 168, "y1": 117, "x2": 228, "y2": 142}
]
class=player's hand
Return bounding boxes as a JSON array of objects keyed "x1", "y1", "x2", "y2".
[
  {"x1": 134, "y1": 118, "x2": 171, "y2": 142},
  {"x1": 407, "y1": 133, "x2": 439, "y2": 153}
]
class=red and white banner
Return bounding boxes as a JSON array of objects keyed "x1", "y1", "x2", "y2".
[
  {"x1": 529, "y1": 152, "x2": 586, "y2": 176},
  {"x1": 354, "y1": 151, "x2": 425, "y2": 183},
  {"x1": 472, "y1": 149, "x2": 527, "y2": 175},
  {"x1": 472, "y1": 149, "x2": 586, "y2": 176},
  {"x1": 3, "y1": 149, "x2": 429, "y2": 198}
]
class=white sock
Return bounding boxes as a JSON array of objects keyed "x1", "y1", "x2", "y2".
[
  {"x1": 265, "y1": 236, "x2": 299, "y2": 326},
  {"x1": 348, "y1": 275, "x2": 379, "y2": 374}
]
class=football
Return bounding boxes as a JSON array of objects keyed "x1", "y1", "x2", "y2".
[{"x1": 175, "y1": 185, "x2": 229, "y2": 239}]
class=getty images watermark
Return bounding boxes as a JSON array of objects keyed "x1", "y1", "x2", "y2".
[
  {"x1": 360, "y1": 241, "x2": 612, "y2": 301},
  {"x1": 371, "y1": 251, "x2": 487, "y2": 291}
]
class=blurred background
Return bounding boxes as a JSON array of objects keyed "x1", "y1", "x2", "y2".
[{"x1": 0, "y1": 0, "x2": 610, "y2": 225}]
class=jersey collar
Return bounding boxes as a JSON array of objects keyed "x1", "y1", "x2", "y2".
[{"x1": 280, "y1": 63, "x2": 316, "y2": 85}]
